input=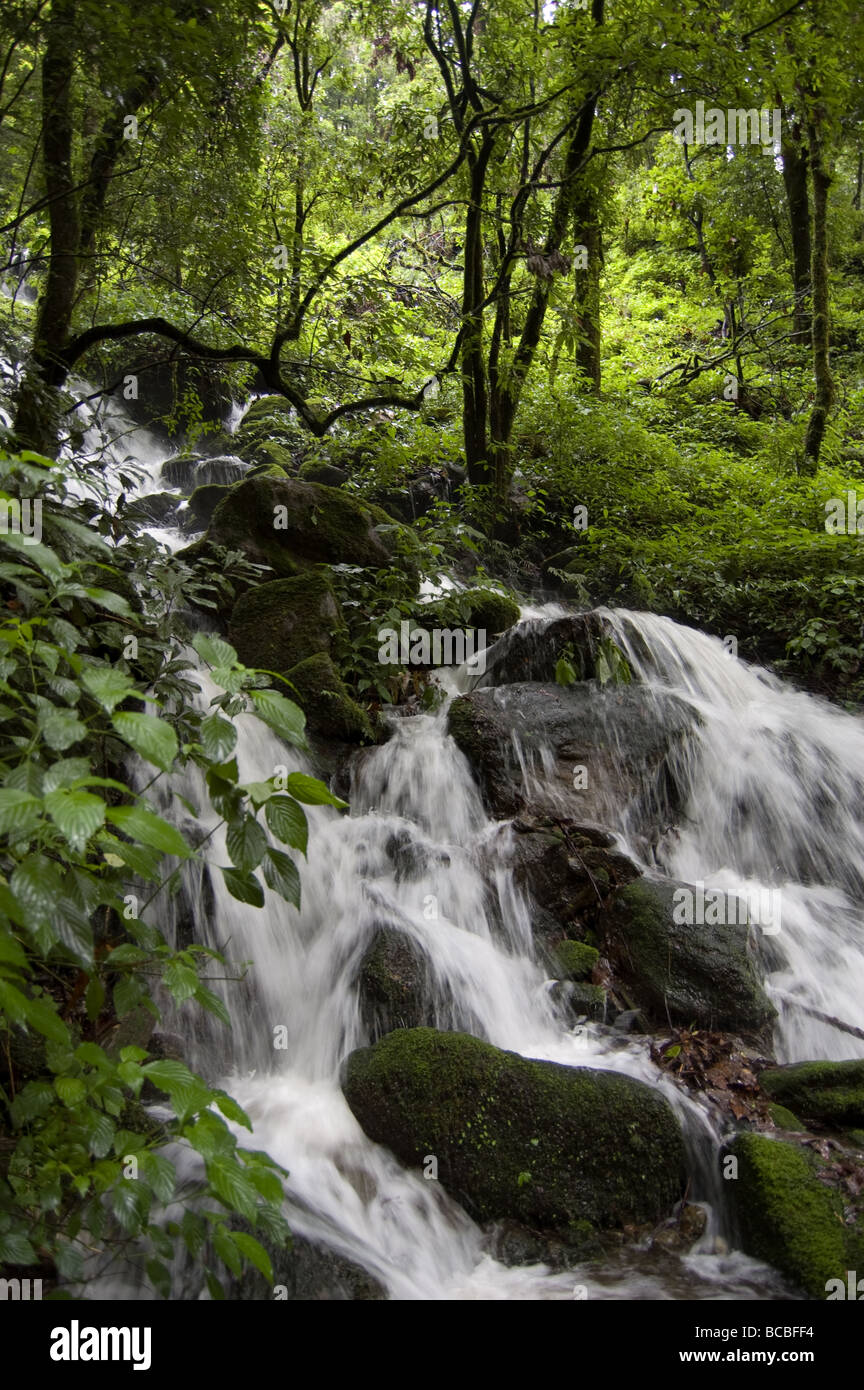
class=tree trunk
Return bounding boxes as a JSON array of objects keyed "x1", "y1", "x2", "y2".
[
  {"x1": 14, "y1": 0, "x2": 79, "y2": 453},
  {"x1": 573, "y1": 192, "x2": 601, "y2": 392},
  {"x1": 781, "y1": 125, "x2": 811, "y2": 342},
  {"x1": 802, "y1": 112, "x2": 834, "y2": 472},
  {"x1": 462, "y1": 138, "x2": 495, "y2": 487}
]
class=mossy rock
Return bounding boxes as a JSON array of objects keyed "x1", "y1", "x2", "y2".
[
  {"x1": 769, "y1": 1103, "x2": 803, "y2": 1131},
  {"x1": 186, "y1": 482, "x2": 233, "y2": 530},
  {"x1": 229, "y1": 572, "x2": 344, "y2": 674},
  {"x1": 729, "y1": 1133, "x2": 863, "y2": 1298},
  {"x1": 284, "y1": 652, "x2": 372, "y2": 743},
  {"x1": 760, "y1": 1060, "x2": 864, "y2": 1129},
  {"x1": 358, "y1": 927, "x2": 431, "y2": 1038},
  {"x1": 342, "y1": 1027, "x2": 686, "y2": 1234},
  {"x1": 205, "y1": 476, "x2": 403, "y2": 576},
  {"x1": 461, "y1": 588, "x2": 521, "y2": 635},
  {"x1": 603, "y1": 879, "x2": 775, "y2": 1037},
  {"x1": 554, "y1": 941, "x2": 599, "y2": 981}
]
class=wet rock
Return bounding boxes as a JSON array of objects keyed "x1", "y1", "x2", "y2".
[
  {"x1": 230, "y1": 1232, "x2": 386, "y2": 1300},
  {"x1": 358, "y1": 928, "x2": 431, "y2": 1038},
  {"x1": 602, "y1": 879, "x2": 775, "y2": 1036},
  {"x1": 447, "y1": 682, "x2": 692, "y2": 830},
  {"x1": 229, "y1": 572, "x2": 344, "y2": 673},
  {"x1": 728, "y1": 1132, "x2": 864, "y2": 1298},
  {"x1": 483, "y1": 611, "x2": 608, "y2": 686},
  {"x1": 759, "y1": 1059, "x2": 864, "y2": 1129},
  {"x1": 204, "y1": 476, "x2": 403, "y2": 576},
  {"x1": 185, "y1": 483, "x2": 233, "y2": 531},
  {"x1": 651, "y1": 1202, "x2": 708, "y2": 1253},
  {"x1": 302, "y1": 464, "x2": 349, "y2": 488},
  {"x1": 508, "y1": 818, "x2": 640, "y2": 938},
  {"x1": 124, "y1": 491, "x2": 181, "y2": 527},
  {"x1": 161, "y1": 454, "x2": 251, "y2": 491},
  {"x1": 554, "y1": 941, "x2": 600, "y2": 980},
  {"x1": 343, "y1": 1027, "x2": 687, "y2": 1233},
  {"x1": 550, "y1": 979, "x2": 609, "y2": 1023},
  {"x1": 284, "y1": 652, "x2": 373, "y2": 744},
  {"x1": 374, "y1": 469, "x2": 451, "y2": 523}
]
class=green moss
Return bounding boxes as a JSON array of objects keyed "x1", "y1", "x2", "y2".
[
  {"x1": 187, "y1": 482, "x2": 233, "y2": 530},
  {"x1": 284, "y1": 652, "x2": 373, "y2": 743},
  {"x1": 554, "y1": 941, "x2": 600, "y2": 981},
  {"x1": 343, "y1": 1027, "x2": 685, "y2": 1232},
  {"x1": 461, "y1": 588, "x2": 521, "y2": 634},
  {"x1": 769, "y1": 1103, "x2": 803, "y2": 1131},
  {"x1": 760, "y1": 1060, "x2": 864, "y2": 1128},
  {"x1": 229, "y1": 572, "x2": 344, "y2": 673},
  {"x1": 730, "y1": 1133, "x2": 862, "y2": 1298}
]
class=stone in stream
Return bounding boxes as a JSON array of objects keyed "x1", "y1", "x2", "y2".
[
  {"x1": 342, "y1": 1027, "x2": 686, "y2": 1236},
  {"x1": 229, "y1": 571, "x2": 344, "y2": 673},
  {"x1": 758, "y1": 1059, "x2": 864, "y2": 1129},
  {"x1": 506, "y1": 816, "x2": 641, "y2": 938},
  {"x1": 447, "y1": 680, "x2": 693, "y2": 831},
  {"x1": 358, "y1": 927, "x2": 432, "y2": 1038},
  {"x1": 602, "y1": 879, "x2": 775, "y2": 1037},
  {"x1": 481, "y1": 611, "x2": 608, "y2": 686},
  {"x1": 728, "y1": 1132, "x2": 864, "y2": 1299}
]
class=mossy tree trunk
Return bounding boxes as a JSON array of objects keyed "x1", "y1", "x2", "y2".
[
  {"x1": 781, "y1": 123, "x2": 812, "y2": 342},
  {"x1": 802, "y1": 111, "x2": 835, "y2": 473}
]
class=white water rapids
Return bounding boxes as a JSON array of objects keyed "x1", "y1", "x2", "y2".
[{"x1": 70, "y1": 397, "x2": 862, "y2": 1301}]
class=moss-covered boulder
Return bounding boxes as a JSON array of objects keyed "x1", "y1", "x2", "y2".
[
  {"x1": 229, "y1": 572, "x2": 344, "y2": 674},
  {"x1": 205, "y1": 476, "x2": 401, "y2": 576},
  {"x1": 759, "y1": 1060, "x2": 864, "y2": 1129},
  {"x1": 729, "y1": 1133, "x2": 864, "y2": 1298},
  {"x1": 342, "y1": 1028, "x2": 686, "y2": 1234},
  {"x1": 554, "y1": 940, "x2": 600, "y2": 981},
  {"x1": 185, "y1": 482, "x2": 233, "y2": 531},
  {"x1": 284, "y1": 652, "x2": 372, "y2": 743},
  {"x1": 358, "y1": 928, "x2": 431, "y2": 1039},
  {"x1": 231, "y1": 396, "x2": 307, "y2": 469},
  {"x1": 459, "y1": 588, "x2": 521, "y2": 634},
  {"x1": 603, "y1": 879, "x2": 775, "y2": 1036}
]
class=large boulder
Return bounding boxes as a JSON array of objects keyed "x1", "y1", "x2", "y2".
[
  {"x1": 447, "y1": 681, "x2": 692, "y2": 828},
  {"x1": 603, "y1": 879, "x2": 775, "y2": 1036},
  {"x1": 204, "y1": 476, "x2": 402, "y2": 576},
  {"x1": 229, "y1": 572, "x2": 344, "y2": 673},
  {"x1": 482, "y1": 611, "x2": 608, "y2": 687},
  {"x1": 342, "y1": 1028, "x2": 686, "y2": 1234},
  {"x1": 729, "y1": 1133, "x2": 864, "y2": 1298},
  {"x1": 759, "y1": 1060, "x2": 864, "y2": 1129},
  {"x1": 508, "y1": 817, "x2": 640, "y2": 939}
]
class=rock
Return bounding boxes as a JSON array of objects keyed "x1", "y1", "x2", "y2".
[
  {"x1": 759, "y1": 1060, "x2": 864, "y2": 1129},
  {"x1": 342, "y1": 1027, "x2": 686, "y2": 1233},
  {"x1": 301, "y1": 464, "x2": 349, "y2": 488},
  {"x1": 483, "y1": 612, "x2": 608, "y2": 686},
  {"x1": 230, "y1": 1232, "x2": 386, "y2": 1301},
  {"x1": 550, "y1": 980, "x2": 609, "y2": 1022},
  {"x1": 229, "y1": 572, "x2": 344, "y2": 673},
  {"x1": 184, "y1": 483, "x2": 233, "y2": 531},
  {"x1": 232, "y1": 395, "x2": 306, "y2": 470},
  {"x1": 554, "y1": 941, "x2": 600, "y2": 980},
  {"x1": 508, "y1": 818, "x2": 640, "y2": 938},
  {"x1": 124, "y1": 491, "x2": 181, "y2": 527},
  {"x1": 284, "y1": 652, "x2": 373, "y2": 743},
  {"x1": 161, "y1": 454, "x2": 251, "y2": 491},
  {"x1": 769, "y1": 1103, "x2": 804, "y2": 1131},
  {"x1": 447, "y1": 682, "x2": 692, "y2": 828},
  {"x1": 374, "y1": 469, "x2": 450, "y2": 522},
  {"x1": 460, "y1": 588, "x2": 521, "y2": 635},
  {"x1": 602, "y1": 879, "x2": 775, "y2": 1036},
  {"x1": 204, "y1": 476, "x2": 402, "y2": 576},
  {"x1": 358, "y1": 928, "x2": 431, "y2": 1038},
  {"x1": 729, "y1": 1133, "x2": 864, "y2": 1298},
  {"x1": 651, "y1": 1202, "x2": 708, "y2": 1252}
]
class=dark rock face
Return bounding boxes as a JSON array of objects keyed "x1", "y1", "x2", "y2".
[
  {"x1": 230, "y1": 1233, "x2": 386, "y2": 1301},
  {"x1": 508, "y1": 818, "x2": 640, "y2": 939},
  {"x1": 358, "y1": 928, "x2": 431, "y2": 1038},
  {"x1": 205, "y1": 476, "x2": 401, "y2": 576},
  {"x1": 161, "y1": 453, "x2": 251, "y2": 491},
  {"x1": 482, "y1": 612, "x2": 608, "y2": 686},
  {"x1": 602, "y1": 879, "x2": 775, "y2": 1036},
  {"x1": 447, "y1": 681, "x2": 692, "y2": 832},
  {"x1": 343, "y1": 1027, "x2": 686, "y2": 1233},
  {"x1": 759, "y1": 1060, "x2": 864, "y2": 1129},
  {"x1": 229, "y1": 572, "x2": 344, "y2": 674}
]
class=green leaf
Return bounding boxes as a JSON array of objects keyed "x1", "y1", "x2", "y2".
[
  {"x1": 200, "y1": 714, "x2": 237, "y2": 762},
  {"x1": 83, "y1": 587, "x2": 132, "y2": 616},
  {"x1": 55, "y1": 1075, "x2": 87, "y2": 1106},
  {"x1": 21, "y1": 991, "x2": 70, "y2": 1043},
  {"x1": 43, "y1": 757, "x2": 91, "y2": 792},
  {"x1": 85, "y1": 976, "x2": 105, "y2": 1022},
  {"x1": 0, "y1": 1231, "x2": 37, "y2": 1264},
  {"x1": 264, "y1": 795, "x2": 308, "y2": 852},
  {"x1": 84, "y1": 1109, "x2": 116, "y2": 1158},
  {"x1": 283, "y1": 772, "x2": 346, "y2": 808},
  {"x1": 193, "y1": 634, "x2": 238, "y2": 668},
  {"x1": 207, "y1": 1156, "x2": 260, "y2": 1224},
  {"x1": 248, "y1": 690, "x2": 306, "y2": 745},
  {"x1": 261, "y1": 848, "x2": 301, "y2": 908},
  {"x1": 231, "y1": 1231, "x2": 273, "y2": 1282},
  {"x1": 0, "y1": 789, "x2": 41, "y2": 837},
  {"x1": 82, "y1": 666, "x2": 136, "y2": 712},
  {"x1": 112, "y1": 712, "x2": 178, "y2": 772},
  {"x1": 164, "y1": 961, "x2": 199, "y2": 1003},
  {"x1": 226, "y1": 814, "x2": 267, "y2": 873},
  {"x1": 10, "y1": 854, "x2": 64, "y2": 924},
  {"x1": 44, "y1": 788, "x2": 105, "y2": 852},
  {"x1": 213, "y1": 1091, "x2": 252, "y2": 1130},
  {"x1": 39, "y1": 707, "x2": 88, "y2": 751},
  {"x1": 221, "y1": 866, "x2": 265, "y2": 907},
  {"x1": 107, "y1": 804, "x2": 191, "y2": 857}
]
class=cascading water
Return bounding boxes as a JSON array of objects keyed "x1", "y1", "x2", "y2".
[{"x1": 74, "y1": 393, "x2": 859, "y2": 1300}]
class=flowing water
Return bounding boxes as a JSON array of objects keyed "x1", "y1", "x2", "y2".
[{"x1": 74, "y1": 398, "x2": 864, "y2": 1301}]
